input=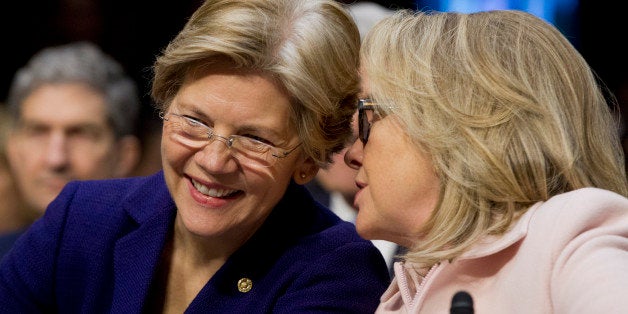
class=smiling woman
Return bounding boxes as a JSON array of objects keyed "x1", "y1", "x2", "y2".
[{"x1": 0, "y1": 0, "x2": 391, "y2": 313}]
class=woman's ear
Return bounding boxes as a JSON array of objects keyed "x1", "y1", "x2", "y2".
[{"x1": 293, "y1": 157, "x2": 319, "y2": 185}]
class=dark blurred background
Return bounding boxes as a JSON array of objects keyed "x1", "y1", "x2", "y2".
[{"x1": 1, "y1": 0, "x2": 626, "y2": 173}]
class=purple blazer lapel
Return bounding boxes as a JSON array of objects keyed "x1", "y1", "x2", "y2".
[{"x1": 110, "y1": 175, "x2": 176, "y2": 313}]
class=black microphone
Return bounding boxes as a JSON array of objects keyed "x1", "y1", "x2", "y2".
[{"x1": 450, "y1": 290, "x2": 474, "y2": 314}]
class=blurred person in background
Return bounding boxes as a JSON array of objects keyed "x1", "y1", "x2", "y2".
[
  {"x1": 0, "y1": 41, "x2": 141, "y2": 257},
  {"x1": 0, "y1": 105, "x2": 28, "y2": 259}
]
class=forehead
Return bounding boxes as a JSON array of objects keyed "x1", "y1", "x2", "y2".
[
  {"x1": 20, "y1": 83, "x2": 110, "y2": 126},
  {"x1": 174, "y1": 64, "x2": 294, "y2": 128}
]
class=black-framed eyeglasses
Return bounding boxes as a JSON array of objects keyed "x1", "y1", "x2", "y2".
[
  {"x1": 358, "y1": 98, "x2": 378, "y2": 144},
  {"x1": 159, "y1": 111, "x2": 301, "y2": 168}
]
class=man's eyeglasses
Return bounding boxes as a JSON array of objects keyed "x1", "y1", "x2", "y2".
[
  {"x1": 358, "y1": 98, "x2": 379, "y2": 144},
  {"x1": 160, "y1": 111, "x2": 301, "y2": 168}
]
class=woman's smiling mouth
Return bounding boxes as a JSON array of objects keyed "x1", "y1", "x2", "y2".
[{"x1": 191, "y1": 178, "x2": 241, "y2": 198}]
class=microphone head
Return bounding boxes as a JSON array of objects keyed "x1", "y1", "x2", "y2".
[{"x1": 450, "y1": 290, "x2": 474, "y2": 314}]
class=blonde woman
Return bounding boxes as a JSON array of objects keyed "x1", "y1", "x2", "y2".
[{"x1": 346, "y1": 10, "x2": 628, "y2": 313}]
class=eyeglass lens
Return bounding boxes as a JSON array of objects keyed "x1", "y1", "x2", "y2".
[
  {"x1": 161, "y1": 112, "x2": 297, "y2": 168},
  {"x1": 358, "y1": 99, "x2": 375, "y2": 144}
]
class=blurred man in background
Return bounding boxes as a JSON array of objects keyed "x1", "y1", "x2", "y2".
[{"x1": 1, "y1": 42, "x2": 141, "y2": 258}]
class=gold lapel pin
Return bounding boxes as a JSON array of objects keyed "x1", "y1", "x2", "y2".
[{"x1": 237, "y1": 277, "x2": 253, "y2": 293}]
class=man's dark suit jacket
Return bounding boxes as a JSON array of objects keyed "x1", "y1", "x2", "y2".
[{"x1": 0, "y1": 171, "x2": 390, "y2": 313}]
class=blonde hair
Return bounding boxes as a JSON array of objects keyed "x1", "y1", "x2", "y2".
[
  {"x1": 362, "y1": 10, "x2": 628, "y2": 267},
  {"x1": 151, "y1": 0, "x2": 361, "y2": 165}
]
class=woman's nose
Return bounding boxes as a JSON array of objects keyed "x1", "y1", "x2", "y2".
[
  {"x1": 195, "y1": 140, "x2": 238, "y2": 173},
  {"x1": 344, "y1": 139, "x2": 363, "y2": 170}
]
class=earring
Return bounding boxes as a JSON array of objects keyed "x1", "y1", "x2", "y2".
[{"x1": 300, "y1": 173, "x2": 306, "y2": 179}]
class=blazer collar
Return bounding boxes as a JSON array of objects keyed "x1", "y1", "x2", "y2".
[
  {"x1": 459, "y1": 201, "x2": 542, "y2": 260},
  {"x1": 188, "y1": 181, "x2": 334, "y2": 309},
  {"x1": 109, "y1": 174, "x2": 330, "y2": 312},
  {"x1": 111, "y1": 171, "x2": 176, "y2": 313}
]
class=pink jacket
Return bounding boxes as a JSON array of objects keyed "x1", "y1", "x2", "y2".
[{"x1": 377, "y1": 188, "x2": 628, "y2": 313}]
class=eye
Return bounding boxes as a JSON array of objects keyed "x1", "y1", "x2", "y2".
[
  {"x1": 19, "y1": 123, "x2": 49, "y2": 137},
  {"x1": 171, "y1": 114, "x2": 212, "y2": 139},
  {"x1": 372, "y1": 108, "x2": 388, "y2": 122},
  {"x1": 236, "y1": 135, "x2": 272, "y2": 153},
  {"x1": 241, "y1": 133, "x2": 273, "y2": 146},
  {"x1": 67, "y1": 125, "x2": 105, "y2": 140},
  {"x1": 181, "y1": 115, "x2": 208, "y2": 128}
]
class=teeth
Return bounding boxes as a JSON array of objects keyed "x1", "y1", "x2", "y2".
[{"x1": 192, "y1": 179, "x2": 237, "y2": 197}]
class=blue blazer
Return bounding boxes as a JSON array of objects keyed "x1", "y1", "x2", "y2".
[{"x1": 0, "y1": 171, "x2": 390, "y2": 313}]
